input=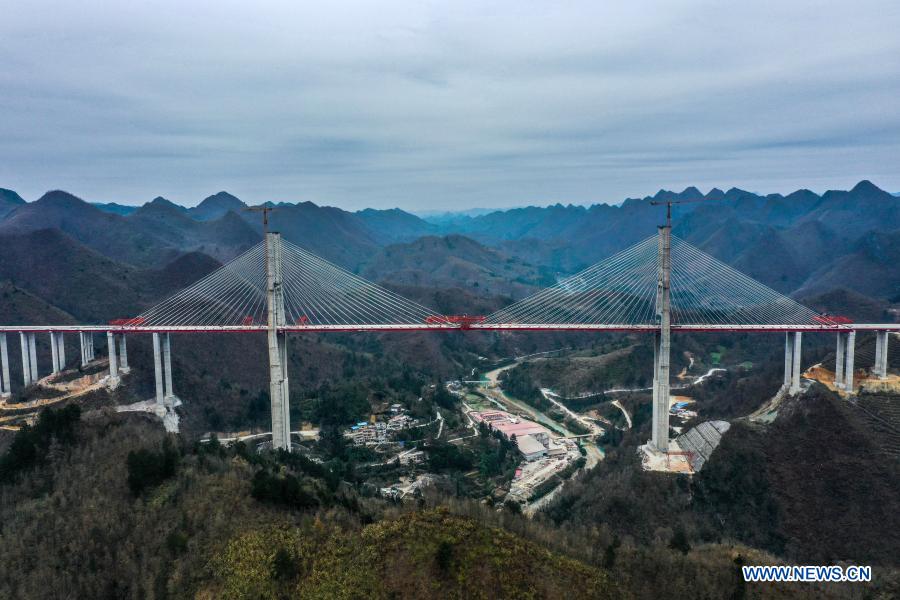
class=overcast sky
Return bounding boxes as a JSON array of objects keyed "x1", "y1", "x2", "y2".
[{"x1": 1, "y1": 1, "x2": 899, "y2": 210}]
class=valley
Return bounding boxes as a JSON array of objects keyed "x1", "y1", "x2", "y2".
[
  {"x1": 1, "y1": 181, "x2": 899, "y2": 598},
  {"x1": 4, "y1": 2, "x2": 900, "y2": 595}
]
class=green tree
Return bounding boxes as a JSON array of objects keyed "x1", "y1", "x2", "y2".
[
  {"x1": 669, "y1": 526, "x2": 691, "y2": 555},
  {"x1": 0, "y1": 405, "x2": 81, "y2": 484},
  {"x1": 126, "y1": 437, "x2": 180, "y2": 496}
]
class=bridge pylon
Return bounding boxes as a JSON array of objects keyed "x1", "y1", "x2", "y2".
[
  {"x1": 651, "y1": 224, "x2": 672, "y2": 453},
  {"x1": 266, "y1": 232, "x2": 292, "y2": 451}
]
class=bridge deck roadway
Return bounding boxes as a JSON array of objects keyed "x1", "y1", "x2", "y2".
[{"x1": 1, "y1": 323, "x2": 899, "y2": 333}]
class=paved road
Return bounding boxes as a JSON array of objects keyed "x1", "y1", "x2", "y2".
[
  {"x1": 541, "y1": 388, "x2": 604, "y2": 435},
  {"x1": 611, "y1": 399, "x2": 632, "y2": 429},
  {"x1": 480, "y1": 358, "x2": 604, "y2": 462}
]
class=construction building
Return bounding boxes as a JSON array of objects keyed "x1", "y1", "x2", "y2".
[
  {"x1": 471, "y1": 410, "x2": 550, "y2": 444},
  {"x1": 516, "y1": 434, "x2": 547, "y2": 461}
]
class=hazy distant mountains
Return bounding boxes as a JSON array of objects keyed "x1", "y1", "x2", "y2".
[
  {"x1": 361, "y1": 234, "x2": 554, "y2": 299},
  {"x1": 0, "y1": 188, "x2": 26, "y2": 219},
  {"x1": 1, "y1": 181, "x2": 899, "y2": 322},
  {"x1": 420, "y1": 180, "x2": 900, "y2": 302},
  {"x1": 0, "y1": 228, "x2": 219, "y2": 324}
]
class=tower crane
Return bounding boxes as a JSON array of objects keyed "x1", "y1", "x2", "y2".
[
  {"x1": 649, "y1": 195, "x2": 720, "y2": 227},
  {"x1": 244, "y1": 205, "x2": 278, "y2": 234}
]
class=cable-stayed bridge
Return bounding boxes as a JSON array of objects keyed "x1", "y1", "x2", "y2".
[{"x1": 2, "y1": 226, "x2": 897, "y2": 454}]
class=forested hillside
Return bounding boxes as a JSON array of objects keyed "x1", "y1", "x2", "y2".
[
  {"x1": 544, "y1": 387, "x2": 900, "y2": 568},
  {"x1": 0, "y1": 407, "x2": 881, "y2": 599},
  {"x1": 1, "y1": 180, "x2": 899, "y2": 599}
]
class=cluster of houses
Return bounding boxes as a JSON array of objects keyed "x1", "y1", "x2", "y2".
[{"x1": 346, "y1": 404, "x2": 420, "y2": 446}]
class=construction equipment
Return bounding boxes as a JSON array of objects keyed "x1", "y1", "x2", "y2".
[
  {"x1": 649, "y1": 195, "x2": 720, "y2": 227},
  {"x1": 244, "y1": 205, "x2": 278, "y2": 233},
  {"x1": 665, "y1": 450, "x2": 696, "y2": 470},
  {"x1": 108, "y1": 317, "x2": 146, "y2": 326},
  {"x1": 425, "y1": 315, "x2": 487, "y2": 329},
  {"x1": 814, "y1": 314, "x2": 854, "y2": 326}
]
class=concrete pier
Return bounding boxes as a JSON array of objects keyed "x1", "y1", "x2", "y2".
[
  {"x1": 163, "y1": 333, "x2": 173, "y2": 399},
  {"x1": 266, "y1": 232, "x2": 292, "y2": 451},
  {"x1": 117, "y1": 335, "x2": 129, "y2": 373},
  {"x1": 834, "y1": 331, "x2": 858, "y2": 391},
  {"x1": 152, "y1": 333, "x2": 164, "y2": 405},
  {"x1": 783, "y1": 332, "x2": 803, "y2": 394},
  {"x1": 844, "y1": 331, "x2": 856, "y2": 391},
  {"x1": 279, "y1": 331, "x2": 291, "y2": 445},
  {"x1": 80, "y1": 331, "x2": 96, "y2": 367},
  {"x1": 56, "y1": 332, "x2": 65, "y2": 370},
  {"x1": 790, "y1": 332, "x2": 802, "y2": 394},
  {"x1": 107, "y1": 331, "x2": 119, "y2": 388},
  {"x1": 19, "y1": 332, "x2": 39, "y2": 386},
  {"x1": 784, "y1": 333, "x2": 794, "y2": 389},
  {"x1": 28, "y1": 333, "x2": 38, "y2": 384},
  {"x1": 50, "y1": 331, "x2": 65, "y2": 374},
  {"x1": 874, "y1": 331, "x2": 889, "y2": 378},
  {"x1": 834, "y1": 332, "x2": 845, "y2": 388},
  {"x1": 151, "y1": 333, "x2": 175, "y2": 404},
  {"x1": 652, "y1": 330, "x2": 659, "y2": 437},
  {"x1": 651, "y1": 225, "x2": 672, "y2": 453},
  {"x1": 20, "y1": 332, "x2": 32, "y2": 386},
  {"x1": 50, "y1": 332, "x2": 60, "y2": 374},
  {"x1": 0, "y1": 333, "x2": 10, "y2": 398}
]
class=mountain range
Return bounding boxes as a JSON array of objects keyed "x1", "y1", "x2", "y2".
[
  {"x1": 0, "y1": 188, "x2": 26, "y2": 219},
  {"x1": 2, "y1": 181, "x2": 899, "y2": 324},
  {"x1": 3, "y1": 181, "x2": 900, "y2": 591}
]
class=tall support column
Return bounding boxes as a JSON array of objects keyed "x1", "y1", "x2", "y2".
[
  {"x1": 266, "y1": 232, "x2": 291, "y2": 451},
  {"x1": 279, "y1": 332, "x2": 291, "y2": 443},
  {"x1": 834, "y1": 332, "x2": 845, "y2": 389},
  {"x1": 789, "y1": 332, "x2": 802, "y2": 394},
  {"x1": 784, "y1": 333, "x2": 794, "y2": 388},
  {"x1": 152, "y1": 333, "x2": 164, "y2": 405},
  {"x1": 874, "y1": 331, "x2": 889, "y2": 379},
  {"x1": 651, "y1": 225, "x2": 671, "y2": 453},
  {"x1": 106, "y1": 331, "x2": 119, "y2": 387},
  {"x1": 56, "y1": 332, "x2": 65, "y2": 370},
  {"x1": 20, "y1": 332, "x2": 32, "y2": 386},
  {"x1": 27, "y1": 333, "x2": 38, "y2": 383},
  {"x1": 163, "y1": 333, "x2": 173, "y2": 399},
  {"x1": 874, "y1": 332, "x2": 883, "y2": 376},
  {"x1": 118, "y1": 335, "x2": 129, "y2": 373},
  {"x1": 50, "y1": 332, "x2": 60, "y2": 374},
  {"x1": 0, "y1": 333, "x2": 11, "y2": 398},
  {"x1": 844, "y1": 331, "x2": 856, "y2": 392},
  {"x1": 652, "y1": 330, "x2": 660, "y2": 417},
  {"x1": 86, "y1": 332, "x2": 92, "y2": 362},
  {"x1": 80, "y1": 332, "x2": 89, "y2": 367}
]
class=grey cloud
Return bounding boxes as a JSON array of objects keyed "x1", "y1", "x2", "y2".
[{"x1": 0, "y1": 0, "x2": 898, "y2": 209}]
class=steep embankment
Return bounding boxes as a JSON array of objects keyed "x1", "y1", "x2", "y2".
[
  {"x1": 0, "y1": 411, "x2": 626, "y2": 599},
  {"x1": 714, "y1": 386, "x2": 900, "y2": 564},
  {"x1": 546, "y1": 385, "x2": 900, "y2": 570}
]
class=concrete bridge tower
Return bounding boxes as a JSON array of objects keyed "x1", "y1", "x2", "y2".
[
  {"x1": 266, "y1": 232, "x2": 292, "y2": 451},
  {"x1": 651, "y1": 224, "x2": 672, "y2": 453}
]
